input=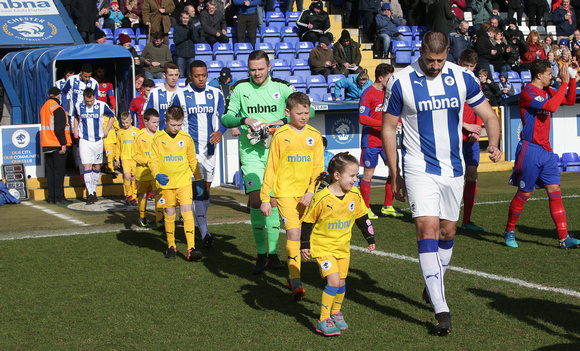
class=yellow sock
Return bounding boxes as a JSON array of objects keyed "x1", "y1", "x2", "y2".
[
  {"x1": 139, "y1": 195, "x2": 147, "y2": 218},
  {"x1": 155, "y1": 196, "x2": 163, "y2": 222},
  {"x1": 165, "y1": 213, "x2": 176, "y2": 248},
  {"x1": 286, "y1": 240, "x2": 301, "y2": 280},
  {"x1": 123, "y1": 179, "x2": 131, "y2": 198},
  {"x1": 132, "y1": 180, "x2": 138, "y2": 200},
  {"x1": 332, "y1": 285, "x2": 346, "y2": 314},
  {"x1": 182, "y1": 210, "x2": 195, "y2": 249},
  {"x1": 320, "y1": 285, "x2": 338, "y2": 321}
]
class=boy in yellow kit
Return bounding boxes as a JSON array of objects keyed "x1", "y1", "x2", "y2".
[
  {"x1": 149, "y1": 105, "x2": 203, "y2": 261},
  {"x1": 260, "y1": 92, "x2": 324, "y2": 301},
  {"x1": 133, "y1": 108, "x2": 163, "y2": 228},
  {"x1": 103, "y1": 114, "x2": 120, "y2": 179},
  {"x1": 115, "y1": 112, "x2": 139, "y2": 205}
]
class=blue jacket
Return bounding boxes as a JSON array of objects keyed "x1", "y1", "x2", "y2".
[
  {"x1": 375, "y1": 13, "x2": 400, "y2": 36},
  {"x1": 447, "y1": 27, "x2": 472, "y2": 63},
  {"x1": 552, "y1": 6, "x2": 577, "y2": 37},
  {"x1": 233, "y1": 0, "x2": 260, "y2": 15},
  {"x1": 334, "y1": 74, "x2": 372, "y2": 100}
]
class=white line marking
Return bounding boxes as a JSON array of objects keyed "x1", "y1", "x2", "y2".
[
  {"x1": 350, "y1": 246, "x2": 580, "y2": 298},
  {"x1": 22, "y1": 201, "x2": 90, "y2": 226}
]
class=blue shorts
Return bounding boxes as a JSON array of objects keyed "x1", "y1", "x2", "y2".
[
  {"x1": 463, "y1": 141, "x2": 480, "y2": 166},
  {"x1": 360, "y1": 147, "x2": 386, "y2": 169},
  {"x1": 509, "y1": 140, "x2": 560, "y2": 192}
]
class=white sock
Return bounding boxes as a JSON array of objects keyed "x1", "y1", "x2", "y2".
[
  {"x1": 204, "y1": 198, "x2": 210, "y2": 211},
  {"x1": 91, "y1": 170, "x2": 101, "y2": 195},
  {"x1": 438, "y1": 246, "x2": 453, "y2": 278},
  {"x1": 419, "y1": 251, "x2": 449, "y2": 314},
  {"x1": 83, "y1": 171, "x2": 92, "y2": 196},
  {"x1": 193, "y1": 200, "x2": 209, "y2": 238}
]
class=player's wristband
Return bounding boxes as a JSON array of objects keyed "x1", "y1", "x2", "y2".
[
  {"x1": 279, "y1": 118, "x2": 288, "y2": 125},
  {"x1": 240, "y1": 117, "x2": 247, "y2": 126}
]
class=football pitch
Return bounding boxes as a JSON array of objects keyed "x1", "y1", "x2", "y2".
[{"x1": 1, "y1": 171, "x2": 580, "y2": 350}]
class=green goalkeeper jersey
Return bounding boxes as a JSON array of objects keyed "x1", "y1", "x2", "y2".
[{"x1": 221, "y1": 76, "x2": 294, "y2": 154}]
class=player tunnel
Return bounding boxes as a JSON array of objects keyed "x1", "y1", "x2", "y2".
[{"x1": 1, "y1": 44, "x2": 135, "y2": 124}]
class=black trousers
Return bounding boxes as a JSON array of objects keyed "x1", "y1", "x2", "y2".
[
  {"x1": 237, "y1": 13, "x2": 258, "y2": 46},
  {"x1": 45, "y1": 149, "x2": 68, "y2": 202},
  {"x1": 206, "y1": 33, "x2": 229, "y2": 48}
]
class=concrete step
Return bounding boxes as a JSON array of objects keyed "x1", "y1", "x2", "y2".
[
  {"x1": 27, "y1": 174, "x2": 125, "y2": 201},
  {"x1": 478, "y1": 160, "x2": 513, "y2": 172}
]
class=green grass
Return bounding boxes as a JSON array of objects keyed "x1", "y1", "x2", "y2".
[{"x1": 2, "y1": 172, "x2": 580, "y2": 350}]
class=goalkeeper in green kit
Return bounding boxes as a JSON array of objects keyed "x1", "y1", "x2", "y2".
[{"x1": 221, "y1": 50, "x2": 296, "y2": 274}]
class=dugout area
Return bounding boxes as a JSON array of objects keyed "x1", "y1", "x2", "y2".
[{"x1": 1, "y1": 44, "x2": 135, "y2": 124}]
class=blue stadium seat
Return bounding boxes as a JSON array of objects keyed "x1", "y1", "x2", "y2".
[
  {"x1": 323, "y1": 93, "x2": 335, "y2": 101},
  {"x1": 136, "y1": 28, "x2": 147, "y2": 40},
  {"x1": 232, "y1": 71, "x2": 248, "y2": 81},
  {"x1": 286, "y1": 75, "x2": 306, "y2": 90},
  {"x1": 513, "y1": 82, "x2": 522, "y2": 95},
  {"x1": 207, "y1": 60, "x2": 225, "y2": 74},
  {"x1": 226, "y1": 26, "x2": 236, "y2": 44},
  {"x1": 554, "y1": 153, "x2": 564, "y2": 172},
  {"x1": 562, "y1": 152, "x2": 580, "y2": 171},
  {"x1": 266, "y1": 11, "x2": 285, "y2": 25},
  {"x1": 285, "y1": 11, "x2": 301, "y2": 26},
  {"x1": 411, "y1": 39, "x2": 421, "y2": 54},
  {"x1": 114, "y1": 28, "x2": 135, "y2": 44},
  {"x1": 234, "y1": 42, "x2": 254, "y2": 62},
  {"x1": 492, "y1": 71, "x2": 500, "y2": 82},
  {"x1": 291, "y1": 58, "x2": 310, "y2": 76},
  {"x1": 270, "y1": 59, "x2": 291, "y2": 76},
  {"x1": 327, "y1": 74, "x2": 345, "y2": 89},
  {"x1": 275, "y1": 42, "x2": 295, "y2": 62},
  {"x1": 102, "y1": 28, "x2": 113, "y2": 39},
  {"x1": 255, "y1": 42, "x2": 274, "y2": 52},
  {"x1": 281, "y1": 26, "x2": 300, "y2": 45},
  {"x1": 520, "y1": 70, "x2": 532, "y2": 83},
  {"x1": 308, "y1": 93, "x2": 322, "y2": 102},
  {"x1": 507, "y1": 71, "x2": 521, "y2": 83},
  {"x1": 227, "y1": 60, "x2": 248, "y2": 72},
  {"x1": 393, "y1": 40, "x2": 412, "y2": 64},
  {"x1": 296, "y1": 41, "x2": 314, "y2": 60},
  {"x1": 195, "y1": 43, "x2": 213, "y2": 62},
  {"x1": 135, "y1": 44, "x2": 145, "y2": 55},
  {"x1": 177, "y1": 78, "x2": 187, "y2": 88},
  {"x1": 213, "y1": 43, "x2": 234, "y2": 62},
  {"x1": 261, "y1": 26, "x2": 281, "y2": 45},
  {"x1": 307, "y1": 75, "x2": 328, "y2": 96},
  {"x1": 168, "y1": 27, "x2": 174, "y2": 38},
  {"x1": 412, "y1": 26, "x2": 427, "y2": 40},
  {"x1": 397, "y1": 26, "x2": 412, "y2": 41},
  {"x1": 392, "y1": 40, "x2": 411, "y2": 54},
  {"x1": 152, "y1": 79, "x2": 164, "y2": 87}
]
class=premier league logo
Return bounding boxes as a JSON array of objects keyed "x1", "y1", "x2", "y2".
[{"x1": 12, "y1": 129, "x2": 30, "y2": 148}]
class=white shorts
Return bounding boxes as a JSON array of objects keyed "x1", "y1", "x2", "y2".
[
  {"x1": 79, "y1": 138, "x2": 104, "y2": 165},
  {"x1": 197, "y1": 153, "x2": 216, "y2": 182},
  {"x1": 404, "y1": 169, "x2": 464, "y2": 222}
]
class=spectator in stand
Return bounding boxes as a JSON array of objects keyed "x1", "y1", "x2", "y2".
[
  {"x1": 556, "y1": 38, "x2": 569, "y2": 57},
  {"x1": 542, "y1": 35, "x2": 558, "y2": 57},
  {"x1": 548, "y1": 51, "x2": 562, "y2": 88},
  {"x1": 558, "y1": 48, "x2": 573, "y2": 71},
  {"x1": 208, "y1": 67, "x2": 236, "y2": 98},
  {"x1": 385, "y1": 0, "x2": 406, "y2": 25},
  {"x1": 526, "y1": 0, "x2": 545, "y2": 26},
  {"x1": 359, "y1": 0, "x2": 381, "y2": 41},
  {"x1": 140, "y1": 31, "x2": 173, "y2": 80},
  {"x1": 333, "y1": 30, "x2": 364, "y2": 76},
  {"x1": 333, "y1": 72, "x2": 372, "y2": 101},
  {"x1": 475, "y1": 25, "x2": 501, "y2": 79},
  {"x1": 472, "y1": 0, "x2": 493, "y2": 30},
  {"x1": 175, "y1": 11, "x2": 199, "y2": 78},
  {"x1": 71, "y1": 0, "x2": 99, "y2": 43},
  {"x1": 109, "y1": 1, "x2": 124, "y2": 28},
  {"x1": 448, "y1": 20, "x2": 472, "y2": 63},
  {"x1": 121, "y1": 0, "x2": 144, "y2": 30},
  {"x1": 119, "y1": 33, "x2": 141, "y2": 67},
  {"x1": 233, "y1": 0, "x2": 259, "y2": 46},
  {"x1": 489, "y1": 16, "x2": 500, "y2": 30},
  {"x1": 506, "y1": 0, "x2": 524, "y2": 26},
  {"x1": 200, "y1": 1, "x2": 228, "y2": 47},
  {"x1": 343, "y1": 0, "x2": 358, "y2": 28},
  {"x1": 520, "y1": 31, "x2": 546, "y2": 70},
  {"x1": 569, "y1": 29, "x2": 580, "y2": 55},
  {"x1": 450, "y1": 0, "x2": 466, "y2": 19},
  {"x1": 490, "y1": 30, "x2": 511, "y2": 75},
  {"x1": 498, "y1": 74, "x2": 515, "y2": 101},
  {"x1": 93, "y1": 28, "x2": 108, "y2": 44},
  {"x1": 287, "y1": 0, "x2": 303, "y2": 12},
  {"x1": 309, "y1": 37, "x2": 340, "y2": 79},
  {"x1": 297, "y1": 1, "x2": 333, "y2": 45},
  {"x1": 98, "y1": 1, "x2": 114, "y2": 31},
  {"x1": 553, "y1": 0, "x2": 577, "y2": 41},
  {"x1": 143, "y1": 0, "x2": 175, "y2": 39},
  {"x1": 490, "y1": 3, "x2": 504, "y2": 29},
  {"x1": 573, "y1": 51, "x2": 580, "y2": 86},
  {"x1": 375, "y1": 3, "x2": 403, "y2": 59},
  {"x1": 504, "y1": 18, "x2": 525, "y2": 42},
  {"x1": 432, "y1": 0, "x2": 458, "y2": 35},
  {"x1": 172, "y1": 0, "x2": 195, "y2": 27},
  {"x1": 185, "y1": 5, "x2": 206, "y2": 42},
  {"x1": 505, "y1": 32, "x2": 529, "y2": 73},
  {"x1": 478, "y1": 68, "x2": 501, "y2": 106}
]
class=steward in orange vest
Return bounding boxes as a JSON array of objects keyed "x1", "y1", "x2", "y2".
[{"x1": 41, "y1": 87, "x2": 72, "y2": 205}]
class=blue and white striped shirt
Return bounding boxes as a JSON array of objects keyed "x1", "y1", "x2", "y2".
[
  {"x1": 145, "y1": 86, "x2": 180, "y2": 131},
  {"x1": 62, "y1": 74, "x2": 99, "y2": 116},
  {"x1": 172, "y1": 84, "x2": 227, "y2": 157},
  {"x1": 383, "y1": 60, "x2": 485, "y2": 177},
  {"x1": 74, "y1": 100, "x2": 115, "y2": 142}
]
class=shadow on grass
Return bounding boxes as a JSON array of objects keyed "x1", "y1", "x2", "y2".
[
  {"x1": 469, "y1": 288, "x2": 580, "y2": 345},
  {"x1": 210, "y1": 194, "x2": 250, "y2": 215},
  {"x1": 510, "y1": 225, "x2": 564, "y2": 248},
  {"x1": 347, "y1": 267, "x2": 434, "y2": 332},
  {"x1": 369, "y1": 205, "x2": 414, "y2": 225}
]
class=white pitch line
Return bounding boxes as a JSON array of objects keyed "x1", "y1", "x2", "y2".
[
  {"x1": 350, "y1": 245, "x2": 580, "y2": 298},
  {"x1": 22, "y1": 201, "x2": 90, "y2": 226}
]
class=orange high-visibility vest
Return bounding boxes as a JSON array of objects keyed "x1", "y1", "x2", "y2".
[{"x1": 40, "y1": 99, "x2": 72, "y2": 147}]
